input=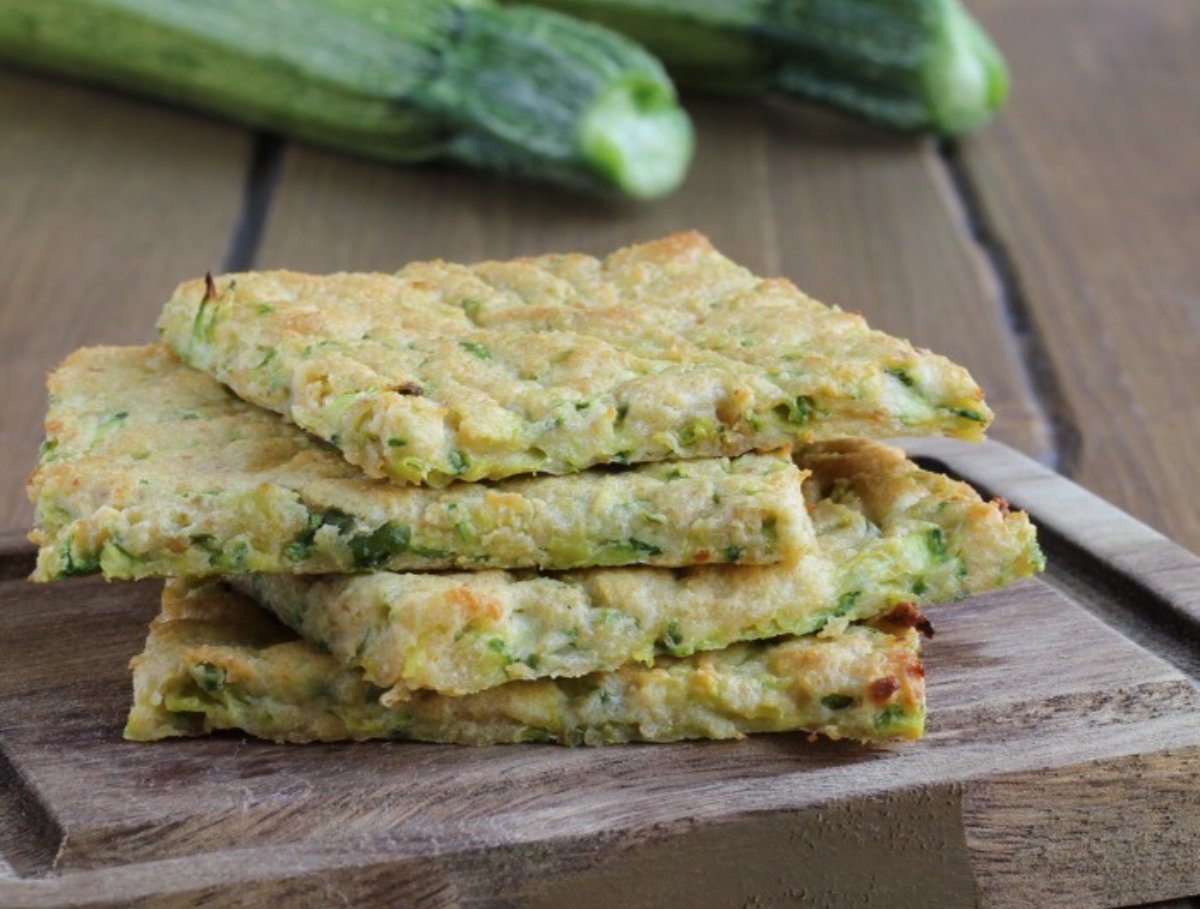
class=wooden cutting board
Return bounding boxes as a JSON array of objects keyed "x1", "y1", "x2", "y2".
[{"x1": 2, "y1": 440, "x2": 1198, "y2": 909}]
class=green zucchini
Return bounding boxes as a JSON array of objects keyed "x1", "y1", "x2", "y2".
[
  {"x1": 0, "y1": 0, "x2": 693, "y2": 198},
  {"x1": 506, "y1": 0, "x2": 1009, "y2": 134}
]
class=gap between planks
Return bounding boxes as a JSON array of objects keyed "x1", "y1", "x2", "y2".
[
  {"x1": 934, "y1": 140, "x2": 1078, "y2": 476},
  {"x1": 220, "y1": 134, "x2": 284, "y2": 273}
]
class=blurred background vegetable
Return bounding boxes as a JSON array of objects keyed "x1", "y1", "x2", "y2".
[
  {"x1": 505, "y1": 0, "x2": 1010, "y2": 134},
  {"x1": 0, "y1": 0, "x2": 694, "y2": 199}
]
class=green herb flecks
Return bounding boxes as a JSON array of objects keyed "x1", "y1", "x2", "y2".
[
  {"x1": 458, "y1": 340, "x2": 492, "y2": 360},
  {"x1": 97, "y1": 410, "x2": 129, "y2": 433},
  {"x1": 659, "y1": 620, "x2": 687, "y2": 656},
  {"x1": 409, "y1": 544, "x2": 451, "y2": 559},
  {"x1": 285, "y1": 508, "x2": 358, "y2": 562},
  {"x1": 677, "y1": 420, "x2": 713, "y2": 446},
  {"x1": 218, "y1": 539, "x2": 250, "y2": 571},
  {"x1": 943, "y1": 406, "x2": 988, "y2": 423},
  {"x1": 925, "y1": 527, "x2": 948, "y2": 562},
  {"x1": 774, "y1": 394, "x2": 815, "y2": 426},
  {"x1": 349, "y1": 523, "x2": 412, "y2": 569},
  {"x1": 603, "y1": 537, "x2": 663, "y2": 562},
  {"x1": 460, "y1": 298, "x2": 483, "y2": 323},
  {"x1": 190, "y1": 534, "x2": 251, "y2": 572},
  {"x1": 59, "y1": 542, "x2": 100, "y2": 578},
  {"x1": 833, "y1": 590, "x2": 862, "y2": 618},
  {"x1": 189, "y1": 533, "x2": 228, "y2": 568},
  {"x1": 191, "y1": 662, "x2": 227, "y2": 693},
  {"x1": 874, "y1": 703, "x2": 907, "y2": 730},
  {"x1": 448, "y1": 450, "x2": 470, "y2": 476},
  {"x1": 487, "y1": 637, "x2": 516, "y2": 667}
]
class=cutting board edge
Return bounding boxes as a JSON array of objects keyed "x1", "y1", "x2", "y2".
[
  {"x1": 5, "y1": 440, "x2": 1200, "y2": 907},
  {"x1": 3, "y1": 738, "x2": 1200, "y2": 909}
]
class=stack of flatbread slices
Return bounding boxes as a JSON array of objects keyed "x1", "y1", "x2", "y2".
[{"x1": 28, "y1": 232, "x2": 1043, "y2": 747}]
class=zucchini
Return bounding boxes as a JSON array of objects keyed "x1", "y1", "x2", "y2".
[
  {"x1": 506, "y1": 0, "x2": 1009, "y2": 134},
  {"x1": 0, "y1": 0, "x2": 693, "y2": 198}
]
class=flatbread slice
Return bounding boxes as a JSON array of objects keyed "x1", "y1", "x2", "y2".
[
  {"x1": 238, "y1": 439, "x2": 1041, "y2": 702},
  {"x1": 125, "y1": 580, "x2": 927, "y2": 746},
  {"x1": 158, "y1": 232, "x2": 991, "y2": 486},
  {"x1": 28, "y1": 346, "x2": 809, "y2": 580}
]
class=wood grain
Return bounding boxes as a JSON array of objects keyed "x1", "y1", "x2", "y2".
[
  {"x1": 0, "y1": 69, "x2": 252, "y2": 537},
  {"x1": 1, "y1": 6, "x2": 1197, "y2": 902},
  {"x1": 1, "y1": 442, "x2": 1198, "y2": 908},
  {"x1": 253, "y1": 100, "x2": 1051, "y2": 458},
  {"x1": 965, "y1": 750, "x2": 1200, "y2": 909},
  {"x1": 960, "y1": 0, "x2": 1200, "y2": 554}
]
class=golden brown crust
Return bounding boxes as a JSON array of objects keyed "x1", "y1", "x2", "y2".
[
  {"x1": 238, "y1": 439, "x2": 1042, "y2": 701},
  {"x1": 124, "y1": 580, "x2": 926, "y2": 746},
  {"x1": 158, "y1": 232, "x2": 992, "y2": 486},
  {"x1": 29, "y1": 346, "x2": 810, "y2": 579}
]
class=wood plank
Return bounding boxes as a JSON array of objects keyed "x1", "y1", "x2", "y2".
[
  {"x1": 960, "y1": 0, "x2": 1200, "y2": 553},
  {"x1": 254, "y1": 100, "x2": 1051, "y2": 458},
  {"x1": 2, "y1": 441, "x2": 1198, "y2": 908},
  {"x1": 758, "y1": 106, "x2": 1050, "y2": 458},
  {"x1": 965, "y1": 750, "x2": 1200, "y2": 909},
  {"x1": 0, "y1": 69, "x2": 252, "y2": 537}
]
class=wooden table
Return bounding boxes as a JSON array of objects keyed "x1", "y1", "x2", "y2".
[
  {"x1": 1, "y1": 2, "x2": 1198, "y2": 907},
  {"x1": 2, "y1": 0, "x2": 1198, "y2": 554}
]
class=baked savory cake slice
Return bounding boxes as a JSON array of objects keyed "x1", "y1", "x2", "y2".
[
  {"x1": 237, "y1": 440, "x2": 1042, "y2": 703},
  {"x1": 158, "y1": 232, "x2": 992, "y2": 486},
  {"x1": 28, "y1": 345, "x2": 810, "y2": 580},
  {"x1": 125, "y1": 580, "x2": 928, "y2": 746}
]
